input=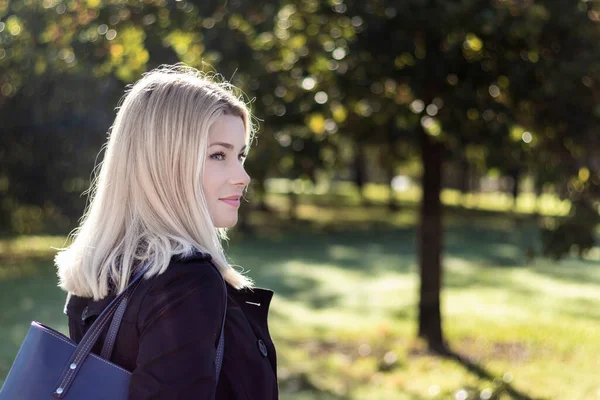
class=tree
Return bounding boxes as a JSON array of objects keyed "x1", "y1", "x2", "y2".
[
  {"x1": 0, "y1": 0, "x2": 290, "y2": 231},
  {"x1": 277, "y1": 0, "x2": 600, "y2": 353}
]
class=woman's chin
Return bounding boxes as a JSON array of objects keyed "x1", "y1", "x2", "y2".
[{"x1": 214, "y1": 217, "x2": 238, "y2": 229}]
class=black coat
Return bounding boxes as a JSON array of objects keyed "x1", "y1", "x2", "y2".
[{"x1": 64, "y1": 252, "x2": 279, "y2": 400}]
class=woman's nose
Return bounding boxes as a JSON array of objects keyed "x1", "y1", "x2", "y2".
[{"x1": 233, "y1": 163, "x2": 251, "y2": 187}]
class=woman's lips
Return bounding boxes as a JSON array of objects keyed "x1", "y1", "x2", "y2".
[{"x1": 220, "y1": 199, "x2": 240, "y2": 207}]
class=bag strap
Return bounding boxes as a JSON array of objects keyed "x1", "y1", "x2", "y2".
[
  {"x1": 53, "y1": 258, "x2": 228, "y2": 398},
  {"x1": 53, "y1": 264, "x2": 148, "y2": 398},
  {"x1": 211, "y1": 260, "x2": 228, "y2": 380},
  {"x1": 99, "y1": 291, "x2": 132, "y2": 359},
  {"x1": 100, "y1": 261, "x2": 228, "y2": 378}
]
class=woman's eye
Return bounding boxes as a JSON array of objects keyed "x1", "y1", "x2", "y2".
[{"x1": 210, "y1": 151, "x2": 246, "y2": 161}]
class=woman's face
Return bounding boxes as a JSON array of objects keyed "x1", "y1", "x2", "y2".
[{"x1": 203, "y1": 114, "x2": 251, "y2": 228}]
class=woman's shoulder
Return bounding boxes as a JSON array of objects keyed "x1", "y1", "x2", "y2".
[
  {"x1": 146, "y1": 251, "x2": 221, "y2": 291},
  {"x1": 138, "y1": 252, "x2": 224, "y2": 309},
  {"x1": 64, "y1": 251, "x2": 224, "y2": 327},
  {"x1": 135, "y1": 252, "x2": 227, "y2": 328}
]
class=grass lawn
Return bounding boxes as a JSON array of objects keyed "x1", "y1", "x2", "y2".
[{"x1": 0, "y1": 204, "x2": 599, "y2": 399}]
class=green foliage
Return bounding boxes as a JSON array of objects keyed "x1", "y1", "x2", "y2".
[
  {"x1": 541, "y1": 198, "x2": 600, "y2": 260},
  {"x1": 0, "y1": 0, "x2": 598, "y2": 253}
]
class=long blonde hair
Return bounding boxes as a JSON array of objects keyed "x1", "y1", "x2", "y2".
[{"x1": 55, "y1": 64, "x2": 255, "y2": 300}]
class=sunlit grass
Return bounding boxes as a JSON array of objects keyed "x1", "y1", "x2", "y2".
[
  {"x1": 255, "y1": 249, "x2": 600, "y2": 399},
  {"x1": 1, "y1": 206, "x2": 599, "y2": 399},
  {"x1": 264, "y1": 179, "x2": 572, "y2": 217}
]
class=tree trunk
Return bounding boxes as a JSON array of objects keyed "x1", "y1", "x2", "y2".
[
  {"x1": 417, "y1": 127, "x2": 446, "y2": 353},
  {"x1": 458, "y1": 156, "x2": 470, "y2": 207},
  {"x1": 236, "y1": 192, "x2": 254, "y2": 234},
  {"x1": 353, "y1": 142, "x2": 368, "y2": 205},
  {"x1": 533, "y1": 174, "x2": 543, "y2": 218},
  {"x1": 383, "y1": 122, "x2": 401, "y2": 211},
  {"x1": 288, "y1": 191, "x2": 298, "y2": 221},
  {"x1": 379, "y1": 152, "x2": 398, "y2": 211},
  {"x1": 508, "y1": 167, "x2": 521, "y2": 211},
  {"x1": 255, "y1": 178, "x2": 271, "y2": 212}
]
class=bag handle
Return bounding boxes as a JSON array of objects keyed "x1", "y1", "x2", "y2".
[
  {"x1": 52, "y1": 264, "x2": 148, "y2": 398},
  {"x1": 211, "y1": 261, "x2": 228, "y2": 380},
  {"x1": 100, "y1": 259, "x2": 228, "y2": 373},
  {"x1": 99, "y1": 260, "x2": 228, "y2": 381},
  {"x1": 53, "y1": 258, "x2": 228, "y2": 398},
  {"x1": 99, "y1": 290, "x2": 132, "y2": 359}
]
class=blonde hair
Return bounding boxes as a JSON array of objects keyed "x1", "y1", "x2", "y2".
[{"x1": 55, "y1": 64, "x2": 255, "y2": 300}]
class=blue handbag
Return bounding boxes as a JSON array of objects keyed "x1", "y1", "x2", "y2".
[{"x1": 0, "y1": 261, "x2": 227, "y2": 399}]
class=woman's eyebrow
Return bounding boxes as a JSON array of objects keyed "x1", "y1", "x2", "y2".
[{"x1": 209, "y1": 142, "x2": 247, "y2": 152}]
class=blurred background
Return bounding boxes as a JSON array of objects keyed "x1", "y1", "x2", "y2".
[{"x1": 1, "y1": 0, "x2": 600, "y2": 398}]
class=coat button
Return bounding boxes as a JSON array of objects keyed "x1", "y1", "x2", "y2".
[
  {"x1": 257, "y1": 339, "x2": 268, "y2": 357},
  {"x1": 81, "y1": 306, "x2": 89, "y2": 322}
]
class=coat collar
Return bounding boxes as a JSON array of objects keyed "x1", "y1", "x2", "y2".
[
  {"x1": 177, "y1": 251, "x2": 275, "y2": 306},
  {"x1": 65, "y1": 252, "x2": 275, "y2": 317},
  {"x1": 226, "y1": 283, "x2": 274, "y2": 310}
]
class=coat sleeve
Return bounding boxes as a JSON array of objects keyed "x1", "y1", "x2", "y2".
[{"x1": 128, "y1": 263, "x2": 226, "y2": 400}]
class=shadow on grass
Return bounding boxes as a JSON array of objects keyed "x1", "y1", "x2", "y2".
[
  {"x1": 233, "y1": 226, "x2": 417, "y2": 271},
  {"x1": 279, "y1": 372, "x2": 351, "y2": 400},
  {"x1": 529, "y1": 258, "x2": 600, "y2": 285},
  {"x1": 440, "y1": 348, "x2": 544, "y2": 400},
  {"x1": 229, "y1": 219, "x2": 600, "y2": 320},
  {"x1": 437, "y1": 349, "x2": 544, "y2": 400},
  {"x1": 229, "y1": 227, "x2": 417, "y2": 296},
  {"x1": 444, "y1": 220, "x2": 541, "y2": 267}
]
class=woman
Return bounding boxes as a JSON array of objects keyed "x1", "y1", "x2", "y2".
[{"x1": 55, "y1": 64, "x2": 278, "y2": 399}]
